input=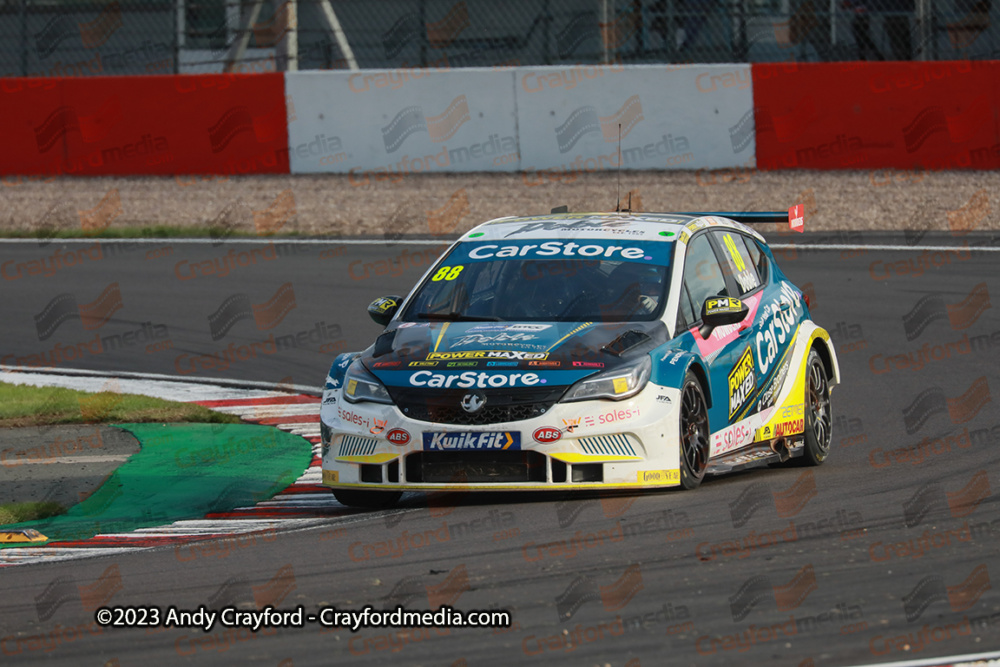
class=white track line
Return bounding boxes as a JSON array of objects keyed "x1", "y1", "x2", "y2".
[
  {"x1": 0, "y1": 238, "x2": 997, "y2": 251},
  {"x1": 847, "y1": 649, "x2": 1000, "y2": 667},
  {"x1": 0, "y1": 369, "x2": 320, "y2": 398}
]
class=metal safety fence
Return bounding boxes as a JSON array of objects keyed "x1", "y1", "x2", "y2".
[{"x1": 0, "y1": 0, "x2": 997, "y2": 77}]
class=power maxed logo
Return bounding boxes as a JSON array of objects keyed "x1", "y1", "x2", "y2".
[{"x1": 422, "y1": 432, "x2": 520, "y2": 451}]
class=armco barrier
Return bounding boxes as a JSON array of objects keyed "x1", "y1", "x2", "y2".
[
  {"x1": 516, "y1": 64, "x2": 754, "y2": 174},
  {"x1": 1, "y1": 63, "x2": 997, "y2": 177},
  {"x1": 285, "y1": 63, "x2": 756, "y2": 175},
  {"x1": 0, "y1": 74, "x2": 289, "y2": 176},
  {"x1": 753, "y1": 61, "x2": 1000, "y2": 170},
  {"x1": 286, "y1": 68, "x2": 520, "y2": 175}
]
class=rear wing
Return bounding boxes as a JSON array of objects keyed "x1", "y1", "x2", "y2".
[{"x1": 679, "y1": 205, "x2": 805, "y2": 233}]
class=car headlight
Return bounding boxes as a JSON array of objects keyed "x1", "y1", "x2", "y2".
[
  {"x1": 343, "y1": 362, "x2": 393, "y2": 404},
  {"x1": 561, "y1": 356, "x2": 651, "y2": 402}
]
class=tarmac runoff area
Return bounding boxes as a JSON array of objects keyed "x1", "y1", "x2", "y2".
[
  {"x1": 0, "y1": 425, "x2": 139, "y2": 509},
  {"x1": 0, "y1": 421, "x2": 312, "y2": 546}
]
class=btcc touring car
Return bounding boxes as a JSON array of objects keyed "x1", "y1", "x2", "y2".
[{"x1": 320, "y1": 210, "x2": 840, "y2": 508}]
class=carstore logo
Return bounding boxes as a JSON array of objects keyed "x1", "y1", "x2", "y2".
[
  {"x1": 902, "y1": 564, "x2": 990, "y2": 622},
  {"x1": 728, "y1": 564, "x2": 817, "y2": 622},
  {"x1": 554, "y1": 95, "x2": 643, "y2": 153},
  {"x1": 381, "y1": 95, "x2": 471, "y2": 153},
  {"x1": 902, "y1": 470, "x2": 990, "y2": 528},
  {"x1": 901, "y1": 282, "x2": 991, "y2": 340},
  {"x1": 207, "y1": 282, "x2": 296, "y2": 340},
  {"x1": 33, "y1": 282, "x2": 123, "y2": 341},
  {"x1": 902, "y1": 376, "x2": 991, "y2": 434},
  {"x1": 555, "y1": 563, "x2": 643, "y2": 620},
  {"x1": 728, "y1": 470, "x2": 817, "y2": 528}
]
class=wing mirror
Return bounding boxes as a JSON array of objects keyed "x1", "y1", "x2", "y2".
[
  {"x1": 368, "y1": 296, "x2": 402, "y2": 326},
  {"x1": 699, "y1": 297, "x2": 748, "y2": 338}
]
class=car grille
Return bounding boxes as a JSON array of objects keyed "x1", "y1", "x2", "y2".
[
  {"x1": 406, "y1": 451, "x2": 547, "y2": 483},
  {"x1": 388, "y1": 386, "x2": 567, "y2": 425}
]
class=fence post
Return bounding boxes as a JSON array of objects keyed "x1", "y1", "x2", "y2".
[
  {"x1": 916, "y1": 0, "x2": 930, "y2": 59},
  {"x1": 174, "y1": 0, "x2": 184, "y2": 73}
]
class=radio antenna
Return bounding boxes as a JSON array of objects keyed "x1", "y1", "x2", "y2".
[{"x1": 615, "y1": 123, "x2": 622, "y2": 212}]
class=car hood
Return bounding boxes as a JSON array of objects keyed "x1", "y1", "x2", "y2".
[{"x1": 363, "y1": 320, "x2": 668, "y2": 388}]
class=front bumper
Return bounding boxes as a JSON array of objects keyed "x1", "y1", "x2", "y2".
[{"x1": 320, "y1": 384, "x2": 682, "y2": 491}]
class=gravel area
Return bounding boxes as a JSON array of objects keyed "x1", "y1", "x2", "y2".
[{"x1": 0, "y1": 170, "x2": 997, "y2": 237}]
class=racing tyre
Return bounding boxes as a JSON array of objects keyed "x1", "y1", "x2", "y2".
[
  {"x1": 333, "y1": 489, "x2": 402, "y2": 509},
  {"x1": 679, "y1": 371, "x2": 710, "y2": 489},
  {"x1": 802, "y1": 349, "x2": 832, "y2": 466}
]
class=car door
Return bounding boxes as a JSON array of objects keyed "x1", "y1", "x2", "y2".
[
  {"x1": 709, "y1": 230, "x2": 808, "y2": 449},
  {"x1": 677, "y1": 231, "x2": 749, "y2": 452},
  {"x1": 733, "y1": 233, "x2": 806, "y2": 422}
]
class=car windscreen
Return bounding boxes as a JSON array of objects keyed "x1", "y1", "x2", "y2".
[{"x1": 401, "y1": 239, "x2": 672, "y2": 322}]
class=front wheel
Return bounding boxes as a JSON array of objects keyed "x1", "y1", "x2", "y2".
[
  {"x1": 679, "y1": 371, "x2": 710, "y2": 489},
  {"x1": 333, "y1": 488, "x2": 402, "y2": 509},
  {"x1": 802, "y1": 349, "x2": 833, "y2": 466}
]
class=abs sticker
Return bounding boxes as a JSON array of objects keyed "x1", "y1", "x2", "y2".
[
  {"x1": 533, "y1": 427, "x2": 561, "y2": 443},
  {"x1": 386, "y1": 429, "x2": 410, "y2": 446},
  {"x1": 728, "y1": 347, "x2": 756, "y2": 419}
]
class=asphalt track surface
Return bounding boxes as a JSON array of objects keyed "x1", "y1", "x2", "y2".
[{"x1": 1, "y1": 232, "x2": 999, "y2": 666}]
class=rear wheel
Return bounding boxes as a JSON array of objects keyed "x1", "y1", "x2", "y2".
[
  {"x1": 802, "y1": 349, "x2": 832, "y2": 466},
  {"x1": 333, "y1": 488, "x2": 402, "y2": 509},
  {"x1": 679, "y1": 372, "x2": 710, "y2": 489}
]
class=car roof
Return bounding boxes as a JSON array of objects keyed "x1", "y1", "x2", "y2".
[{"x1": 462, "y1": 212, "x2": 766, "y2": 243}]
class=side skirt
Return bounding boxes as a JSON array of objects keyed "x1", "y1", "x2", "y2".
[{"x1": 707, "y1": 438, "x2": 805, "y2": 474}]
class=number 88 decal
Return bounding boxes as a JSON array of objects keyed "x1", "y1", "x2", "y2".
[{"x1": 432, "y1": 265, "x2": 465, "y2": 281}]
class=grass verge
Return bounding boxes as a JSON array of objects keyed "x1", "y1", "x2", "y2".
[
  {"x1": 0, "y1": 501, "x2": 65, "y2": 525},
  {"x1": 0, "y1": 226, "x2": 309, "y2": 239},
  {"x1": 0, "y1": 381, "x2": 242, "y2": 428}
]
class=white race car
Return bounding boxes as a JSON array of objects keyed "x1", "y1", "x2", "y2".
[{"x1": 321, "y1": 211, "x2": 839, "y2": 508}]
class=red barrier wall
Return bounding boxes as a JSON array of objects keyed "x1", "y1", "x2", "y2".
[
  {"x1": 753, "y1": 62, "x2": 1000, "y2": 170},
  {"x1": 0, "y1": 74, "x2": 289, "y2": 176}
]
